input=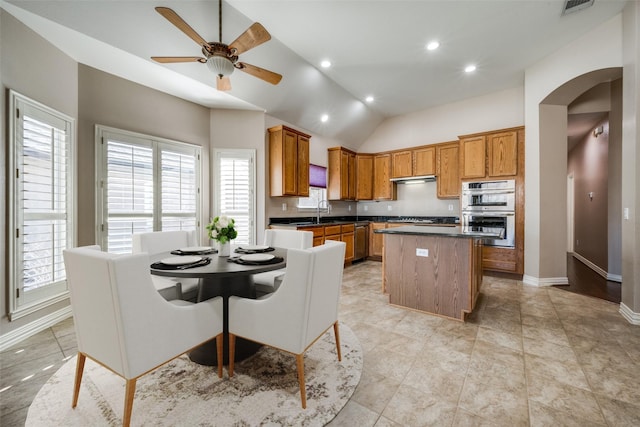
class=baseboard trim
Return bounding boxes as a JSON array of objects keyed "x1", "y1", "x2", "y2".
[
  {"x1": 573, "y1": 253, "x2": 622, "y2": 283},
  {"x1": 522, "y1": 275, "x2": 569, "y2": 287},
  {"x1": 0, "y1": 306, "x2": 73, "y2": 352},
  {"x1": 619, "y1": 303, "x2": 640, "y2": 325}
]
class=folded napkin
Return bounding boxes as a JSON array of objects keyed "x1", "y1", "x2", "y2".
[
  {"x1": 234, "y1": 247, "x2": 275, "y2": 254},
  {"x1": 227, "y1": 256, "x2": 284, "y2": 266},
  {"x1": 170, "y1": 249, "x2": 217, "y2": 255},
  {"x1": 151, "y1": 257, "x2": 212, "y2": 270}
]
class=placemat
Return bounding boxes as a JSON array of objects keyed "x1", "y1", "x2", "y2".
[
  {"x1": 227, "y1": 256, "x2": 284, "y2": 266},
  {"x1": 151, "y1": 257, "x2": 211, "y2": 270},
  {"x1": 234, "y1": 247, "x2": 275, "y2": 254},
  {"x1": 170, "y1": 249, "x2": 217, "y2": 255}
]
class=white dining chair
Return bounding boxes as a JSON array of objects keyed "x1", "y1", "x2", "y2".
[
  {"x1": 132, "y1": 230, "x2": 200, "y2": 301},
  {"x1": 228, "y1": 240, "x2": 346, "y2": 408},
  {"x1": 253, "y1": 229, "x2": 313, "y2": 296},
  {"x1": 63, "y1": 245, "x2": 224, "y2": 427}
]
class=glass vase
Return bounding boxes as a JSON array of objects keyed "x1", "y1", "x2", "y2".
[{"x1": 217, "y1": 241, "x2": 231, "y2": 257}]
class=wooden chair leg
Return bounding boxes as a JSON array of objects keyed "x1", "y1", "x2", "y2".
[
  {"x1": 228, "y1": 334, "x2": 236, "y2": 377},
  {"x1": 333, "y1": 321, "x2": 342, "y2": 361},
  {"x1": 123, "y1": 378, "x2": 137, "y2": 427},
  {"x1": 296, "y1": 354, "x2": 307, "y2": 409},
  {"x1": 72, "y1": 352, "x2": 86, "y2": 408},
  {"x1": 215, "y1": 333, "x2": 224, "y2": 378}
]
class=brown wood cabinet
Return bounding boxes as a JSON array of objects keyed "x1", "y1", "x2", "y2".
[
  {"x1": 435, "y1": 142, "x2": 460, "y2": 198},
  {"x1": 327, "y1": 147, "x2": 356, "y2": 200},
  {"x1": 268, "y1": 125, "x2": 310, "y2": 197},
  {"x1": 487, "y1": 130, "x2": 518, "y2": 177},
  {"x1": 413, "y1": 146, "x2": 436, "y2": 176},
  {"x1": 460, "y1": 135, "x2": 486, "y2": 179},
  {"x1": 391, "y1": 150, "x2": 413, "y2": 178},
  {"x1": 355, "y1": 154, "x2": 374, "y2": 200},
  {"x1": 373, "y1": 154, "x2": 396, "y2": 200},
  {"x1": 368, "y1": 222, "x2": 387, "y2": 259},
  {"x1": 297, "y1": 223, "x2": 354, "y2": 263}
]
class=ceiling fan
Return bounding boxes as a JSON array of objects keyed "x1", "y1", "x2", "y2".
[{"x1": 151, "y1": 1, "x2": 282, "y2": 91}]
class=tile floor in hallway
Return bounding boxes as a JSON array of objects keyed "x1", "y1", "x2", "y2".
[{"x1": 2, "y1": 261, "x2": 640, "y2": 426}]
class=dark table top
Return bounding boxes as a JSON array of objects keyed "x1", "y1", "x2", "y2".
[{"x1": 149, "y1": 246, "x2": 287, "y2": 279}]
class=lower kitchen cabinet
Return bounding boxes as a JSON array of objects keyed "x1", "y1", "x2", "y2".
[
  {"x1": 369, "y1": 223, "x2": 386, "y2": 260},
  {"x1": 296, "y1": 224, "x2": 354, "y2": 263}
]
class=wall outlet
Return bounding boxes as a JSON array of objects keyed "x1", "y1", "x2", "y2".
[
  {"x1": 624, "y1": 207, "x2": 629, "y2": 220},
  {"x1": 387, "y1": 205, "x2": 392, "y2": 211},
  {"x1": 364, "y1": 205, "x2": 368, "y2": 211},
  {"x1": 348, "y1": 204, "x2": 352, "y2": 212},
  {"x1": 416, "y1": 248, "x2": 429, "y2": 257},
  {"x1": 448, "y1": 204, "x2": 454, "y2": 211},
  {"x1": 281, "y1": 203, "x2": 287, "y2": 211}
]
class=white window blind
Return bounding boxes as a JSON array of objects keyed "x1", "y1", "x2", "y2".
[
  {"x1": 214, "y1": 149, "x2": 255, "y2": 245},
  {"x1": 97, "y1": 126, "x2": 201, "y2": 253},
  {"x1": 9, "y1": 91, "x2": 75, "y2": 320}
]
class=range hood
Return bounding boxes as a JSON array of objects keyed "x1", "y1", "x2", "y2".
[{"x1": 390, "y1": 175, "x2": 436, "y2": 184}]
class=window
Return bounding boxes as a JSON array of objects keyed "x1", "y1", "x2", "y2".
[
  {"x1": 9, "y1": 91, "x2": 75, "y2": 320},
  {"x1": 214, "y1": 149, "x2": 256, "y2": 245},
  {"x1": 96, "y1": 126, "x2": 201, "y2": 253},
  {"x1": 298, "y1": 164, "x2": 327, "y2": 208}
]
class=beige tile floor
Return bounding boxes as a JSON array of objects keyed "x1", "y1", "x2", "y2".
[{"x1": 2, "y1": 260, "x2": 640, "y2": 426}]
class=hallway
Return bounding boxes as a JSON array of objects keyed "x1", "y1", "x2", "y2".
[{"x1": 553, "y1": 254, "x2": 621, "y2": 304}]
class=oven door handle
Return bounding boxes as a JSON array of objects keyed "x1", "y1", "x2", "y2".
[
  {"x1": 462, "y1": 189, "x2": 515, "y2": 195},
  {"x1": 463, "y1": 212, "x2": 514, "y2": 217}
]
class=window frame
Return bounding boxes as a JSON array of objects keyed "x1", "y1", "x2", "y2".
[
  {"x1": 95, "y1": 125, "x2": 202, "y2": 253},
  {"x1": 213, "y1": 148, "x2": 256, "y2": 245},
  {"x1": 8, "y1": 90, "x2": 76, "y2": 321}
]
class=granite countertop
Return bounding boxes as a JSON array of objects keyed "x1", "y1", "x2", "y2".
[
  {"x1": 374, "y1": 225, "x2": 502, "y2": 239},
  {"x1": 269, "y1": 216, "x2": 459, "y2": 228}
]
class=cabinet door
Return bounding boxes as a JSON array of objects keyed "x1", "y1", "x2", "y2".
[
  {"x1": 392, "y1": 151, "x2": 412, "y2": 178},
  {"x1": 282, "y1": 129, "x2": 299, "y2": 195},
  {"x1": 342, "y1": 232, "x2": 355, "y2": 262},
  {"x1": 436, "y1": 143, "x2": 460, "y2": 198},
  {"x1": 348, "y1": 152, "x2": 356, "y2": 199},
  {"x1": 460, "y1": 136, "x2": 486, "y2": 179},
  {"x1": 340, "y1": 151, "x2": 350, "y2": 198},
  {"x1": 373, "y1": 154, "x2": 396, "y2": 200},
  {"x1": 356, "y1": 154, "x2": 374, "y2": 200},
  {"x1": 487, "y1": 131, "x2": 517, "y2": 177},
  {"x1": 369, "y1": 222, "x2": 386, "y2": 257},
  {"x1": 297, "y1": 135, "x2": 310, "y2": 197},
  {"x1": 413, "y1": 146, "x2": 435, "y2": 176}
]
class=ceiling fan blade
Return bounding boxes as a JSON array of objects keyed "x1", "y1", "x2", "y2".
[
  {"x1": 229, "y1": 23, "x2": 271, "y2": 55},
  {"x1": 217, "y1": 76, "x2": 232, "y2": 91},
  {"x1": 151, "y1": 56, "x2": 207, "y2": 64},
  {"x1": 155, "y1": 7, "x2": 211, "y2": 53},
  {"x1": 237, "y1": 62, "x2": 282, "y2": 85}
]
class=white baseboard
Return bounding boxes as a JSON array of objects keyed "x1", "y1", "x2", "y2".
[
  {"x1": 0, "y1": 306, "x2": 73, "y2": 352},
  {"x1": 620, "y1": 303, "x2": 640, "y2": 325},
  {"x1": 573, "y1": 252, "x2": 622, "y2": 283},
  {"x1": 523, "y1": 275, "x2": 569, "y2": 287}
]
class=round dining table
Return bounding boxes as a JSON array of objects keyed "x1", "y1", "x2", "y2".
[{"x1": 150, "y1": 246, "x2": 287, "y2": 366}]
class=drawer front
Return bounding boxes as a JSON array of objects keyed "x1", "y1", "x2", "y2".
[
  {"x1": 324, "y1": 225, "x2": 342, "y2": 236},
  {"x1": 341, "y1": 224, "x2": 355, "y2": 233},
  {"x1": 299, "y1": 226, "x2": 324, "y2": 238}
]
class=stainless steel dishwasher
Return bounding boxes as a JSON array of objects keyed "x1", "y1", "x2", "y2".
[{"x1": 354, "y1": 224, "x2": 368, "y2": 261}]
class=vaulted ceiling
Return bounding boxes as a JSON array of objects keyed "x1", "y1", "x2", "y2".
[{"x1": 2, "y1": 0, "x2": 629, "y2": 145}]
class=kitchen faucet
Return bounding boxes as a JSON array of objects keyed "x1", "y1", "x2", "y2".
[{"x1": 316, "y1": 199, "x2": 330, "y2": 224}]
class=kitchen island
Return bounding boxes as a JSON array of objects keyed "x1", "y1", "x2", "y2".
[{"x1": 375, "y1": 225, "x2": 500, "y2": 321}]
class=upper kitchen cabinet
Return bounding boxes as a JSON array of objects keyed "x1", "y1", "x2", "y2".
[
  {"x1": 460, "y1": 135, "x2": 486, "y2": 179},
  {"x1": 391, "y1": 150, "x2": 412, "y2": 178},
  {"x1": 327, "y1": 147, "x2": 356, "y2": 200},
  {"x1": 487, "y1": 130, "x2": 518, "y2": 177},
  {"x1": 459, "y1": 127, "x2": 522, "y2": 179},
  {"x1": 373, "y1": 153, "x2": 397, "y2": 200},
  {"x1": 268, "y1": 125, "x2": 310, "y2": 197},
  {"x1": 436, "y1": 142, "x2": 460, "y2": 198},
  {"x1": 356, "y1": 154, "x2": 374, "y2": 200},
  {"x1": 412, "y1": 146, "x2": 436, "y2": 176}
]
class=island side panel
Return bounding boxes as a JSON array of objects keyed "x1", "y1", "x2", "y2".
[{"x1": 384, "y1": 234, "x2": 472, "y2": 320}]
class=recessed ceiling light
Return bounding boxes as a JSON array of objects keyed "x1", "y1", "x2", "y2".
[
  {"x1": 320, "y1": 60, "x2": 332, "y2": 68},
  {"x1": 365, "y1": 96, "x2": 374, "y2": 103},
  {"x1": 426, "y1": 41, "x2": 440, "y2": 51},
  {"x1": 321, "y1": 114, "x2": 329, "y2": 122},
  {"x1": 465, "y1": 64, "x2": 477, "y2": 73}
]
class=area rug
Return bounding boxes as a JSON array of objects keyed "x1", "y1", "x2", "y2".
[{"x1": 26, "y1": 325, "x2": 362, "y2": 426}]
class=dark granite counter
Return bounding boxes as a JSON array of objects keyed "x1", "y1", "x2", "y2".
[{"x1": 375, "y1": 225, "x2": 501, "y2": 239}]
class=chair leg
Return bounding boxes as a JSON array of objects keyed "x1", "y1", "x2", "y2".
[
  {"x1": 72, "y1": 352, "x2": 86, "y2": 408},
  {"x1": 123, "y1": 378, "x2": 137, "y2": 427},
  {"x1": 228, "y1": 334, "x2": 236, "y2": 377},
  {"x1": 215, "y1": 333, "x2": 224, "y2": 378},
  {"x1": 296, "y1": 354, "x2": 307, "y2": 409},
  {"x1": 333, "y1": 321, "x2": 342, "y2": 361}
]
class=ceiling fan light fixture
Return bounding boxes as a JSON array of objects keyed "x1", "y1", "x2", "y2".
[{"x1": 207, "y1": 55, "x2": 235, "y2": 77}]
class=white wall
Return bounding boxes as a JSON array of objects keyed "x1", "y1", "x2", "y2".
[
  {"x1": 358, "y1": 87, "x2": 524, "y2": 153},
  {"x1": 523, "y1": 14, "x2": 623, "y2": 285}
]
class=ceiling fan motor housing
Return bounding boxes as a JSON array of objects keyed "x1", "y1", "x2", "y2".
[{"x1": 205, "y1": 42, "x2": 237, "y2": 77}]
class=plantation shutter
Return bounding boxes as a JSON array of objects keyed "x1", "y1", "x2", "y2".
[
  {"x1": 160, "y1": 146, "x2": 198, "y2": 231},
  {"x1": 215, "y1": 150, "x2": 255, "y2": 245},
  {"x1": 12, "y1": 95, "x2": 74, "y2": 314}
]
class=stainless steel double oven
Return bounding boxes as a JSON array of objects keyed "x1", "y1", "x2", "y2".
[{"x1": 461, "y1": 179, "x2": 515, "y2": 248}]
